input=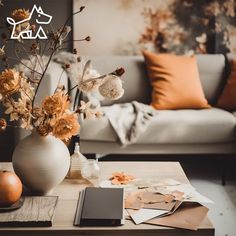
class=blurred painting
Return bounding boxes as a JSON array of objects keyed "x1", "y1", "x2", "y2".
[{"x1": 73, "y1": 0, "x2": 236, "y2": 55}]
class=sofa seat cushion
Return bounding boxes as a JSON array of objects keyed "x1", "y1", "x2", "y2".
[
  {"x1": 136, "y1": 108, "x2": 236, "y2": 144},
  {"x1": 81, "y1": 107, "x2": 236, "y2": 144},
  {"x1": 80, "y1": 116, "x2": 117, "y2": 142}
]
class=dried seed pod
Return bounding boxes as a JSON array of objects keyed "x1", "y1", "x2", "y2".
[
  {"x1": 112, "y1": 67, "x2": 125, "y2": 77},
  {"x1": 85, "y1": 36, "x2": 91, "y2": 41},
  {"x1": 0, "y1": 118, "x2": 7, "y2": 132},
  {"x1": 99, "y1": 75, "x2": 124, "y2": 100}
]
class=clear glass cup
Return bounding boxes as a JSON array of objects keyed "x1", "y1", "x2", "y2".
[{"x1": 81, "y1": 159, "x2": 100, "y2": 186}]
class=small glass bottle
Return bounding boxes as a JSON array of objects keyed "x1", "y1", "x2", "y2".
[
  {"x1": 68, "y1": 142, "x2": 88, "y2": 179},
  {"x1": 81, "y1": 159, "x2": 100, "y2": 186}
]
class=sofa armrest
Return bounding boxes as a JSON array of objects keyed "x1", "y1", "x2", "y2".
[{"x1": 233, "y1": 112, "x2": 236, "y2": 117}]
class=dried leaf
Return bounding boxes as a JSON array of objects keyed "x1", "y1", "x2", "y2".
[
  {"x1": 164, "y1": 194, "x2": 175, "y2": 203},
  {"x1": 125, "y1": 192, "x2": 143, "y2": 210},
  {"x1": 110, "y1": 172, "x2": 135, "y2": 185},
  {"x1": 138, "y1": 192, "x2": 166, "y2": 204},
  {"x1": 172, "y1": 190, "x2": 185, "y2": 201}
]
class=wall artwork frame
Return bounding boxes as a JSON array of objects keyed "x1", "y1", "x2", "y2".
[{"x1": 73, "y1": 0, "x2": 236, "y2": 56}]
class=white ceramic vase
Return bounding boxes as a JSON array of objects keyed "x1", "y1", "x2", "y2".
[{"x1": 12, "y1": 132, "x2": 70, "y2": 195}]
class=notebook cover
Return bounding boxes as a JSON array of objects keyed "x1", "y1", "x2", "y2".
[
  {"x1": 0, "y1": 196, "x2": 58, "y2": 227},
  {"x1": 74, "y1": 187, "x2": 124, "y2": 226}
]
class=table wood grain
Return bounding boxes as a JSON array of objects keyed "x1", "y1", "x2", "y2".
[
  {"x1": 0, "y1": 196, "x2": 57, "y2": 227},
  {"x1": 0, "y1": 162, "x2": 214, "y2": 236}
]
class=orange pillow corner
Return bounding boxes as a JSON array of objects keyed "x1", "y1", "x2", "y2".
[{"x1": 217, "y1": 60, "x2": 236, "y2": 111}]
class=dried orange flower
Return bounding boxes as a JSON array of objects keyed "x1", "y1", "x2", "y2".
[
  {"x1": 42, "y1": 91, "x2": 69, "y2": 116},
  {"x1": 109, "y1": 172, "x2": 135, "y2": 185},
  {"x1": 0, "y1": 69, "x2": 21, "y2": 96},
  {"x1": 52, "y1": 113, "x2": 80, "y2": 140},
  {"x1": 37, "y1": 124, "x2": 52, "y2": 137},
  {"x1": 11, "y1": 8, "x2": 30, "y2": 21}
]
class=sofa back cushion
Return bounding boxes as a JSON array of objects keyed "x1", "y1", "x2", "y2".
[
  {"x1": 196, "y1": 54, "x2": 226, "y2": 104},
  {"x1": 88, "y1": 56, "x2": 151, "y2": 105},
  {"x1": 89, "y1": 54, "x2": 226, "y2": 105}
]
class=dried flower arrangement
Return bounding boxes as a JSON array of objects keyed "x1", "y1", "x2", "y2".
[{"x1": 0, "y1": 2, "x2": 125, "y2": 141}]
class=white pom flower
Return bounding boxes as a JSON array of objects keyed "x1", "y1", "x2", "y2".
[{"x1": 98, "y1": 75, "x2": 124, "y2": 100}]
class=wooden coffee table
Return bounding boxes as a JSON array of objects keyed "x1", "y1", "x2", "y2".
[{"x1": 0, "y1": 162, "x2": 214, "y2": 236}]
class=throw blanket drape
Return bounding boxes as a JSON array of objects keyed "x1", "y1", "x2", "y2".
[{"x1": 103, "y1": 101, "x2": 155, "y2": 146}]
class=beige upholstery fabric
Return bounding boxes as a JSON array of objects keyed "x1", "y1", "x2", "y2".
[
  {"x1": 196, "y1": 54, "x2": 226, "y2": 104},
  {"x1": 80, "y1": 55, "x2": 236, "y2": 155},
  {"x1": 80, "y1": 141, "x2": 236, "y2": 155},
  {"x1": 81, "y1": 108, "x2": 236, "y2": 144},
  {"x1": 89, "y1": 54, "x2": 225, "y2": 105},
  {"x1": 80, "y1": 116, "x2": 117, "y2": 142},
  {"x1": 87, "y1": 56, "x2": 151, "y2": 105},
  {"x1": 137, "y1": 108, "x2": 236, "y2": 144}
]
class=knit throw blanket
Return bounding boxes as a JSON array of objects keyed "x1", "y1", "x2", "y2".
[{"x1": 103, "y1": 101, "x2": 156, "y2": 146}]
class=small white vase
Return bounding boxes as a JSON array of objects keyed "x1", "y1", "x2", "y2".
[{"x1": 12, "y1": 132, "x2": 70, "y2": 195}]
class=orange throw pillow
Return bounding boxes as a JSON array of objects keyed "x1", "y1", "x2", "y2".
[
  {"x1": 217, "y1": 60, "x2": 236, "y2": 111},
  {"x1": 143, "y1": 50, "x2": 210, "y2": 110}
]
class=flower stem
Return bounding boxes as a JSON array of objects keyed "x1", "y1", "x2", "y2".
[
  {"x1": 66, "y1": 84, "x2": 78, "y2": 95},
  {"x1": 31, "y1": 8, "x2": 85, "y2": 109},
  {"x1": 7, "y1": 57, "x2": 42, "y2": 76},
  {"x1": 54, "y1": 68, "x2": 65, "y2": 94}
]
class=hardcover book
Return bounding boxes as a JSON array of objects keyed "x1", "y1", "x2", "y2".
[{"x1": 74, "y1": 187, "x2": 124, "y2": 226}]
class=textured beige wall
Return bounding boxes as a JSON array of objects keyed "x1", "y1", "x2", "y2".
[
  {"x1": 74, "y1": 0, "x2": 236, "y2": 55},
  {"x1": 73, "y1": 0, "x2": 173, "y2": 55}
]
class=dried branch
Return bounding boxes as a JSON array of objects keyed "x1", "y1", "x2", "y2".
[
  {"x1": 54, "y1": 68, "x2": 66, "y2": 94},
  {"x1": 7, "y1": 57, "x2": 43, "y2": 76},
  {"x1": 32, "y1": 7, "x2": 85, "y2": 109}
]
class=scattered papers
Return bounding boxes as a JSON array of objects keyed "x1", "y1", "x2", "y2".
[
  {"x1": 125, "y1": 190, "x2": 184, "y2": 224},
  {"x1": 127, "y1": 208, "x2": 168, "y2": 224},
  {"x1": 125, "y1": 190, "x2": 209, "y2": 230},
  {"x1": 147, "y1": 203, "x2": 209, "y2": 231},
  {"x1": 125, "y1": 191, "x2": 143, "y2": 210},
  {"x1": 138, "y1": 191, "x2": 173, "y2": 204},
  {"x1": 100, "y1": 177, "x2": 212, "y2": 231},
  {"x1": 101, "y1": 177, "x2": 213, "y2": 203},
  {"x1": 151, "y1": 183, "x2": 213, "y2": 204},
  {"x1": 125, "y1": 191, "x2": 177, "y2": 211}
]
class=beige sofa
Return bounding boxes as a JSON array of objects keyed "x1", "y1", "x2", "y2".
[{"x1": 80, "y1": 54, "x2": 236, "y2": 155}]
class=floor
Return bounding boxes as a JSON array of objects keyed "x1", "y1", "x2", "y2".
[{"x1": 182, "y1": 158, "x2": 236, "y2": 236}]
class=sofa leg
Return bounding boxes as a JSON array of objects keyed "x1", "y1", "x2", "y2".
[
  {"x1": 220, "y1": 155, "x2": 232, "y2": 186},
  {"x1": 219, "y1": 156, "x2": 227, "y2": 186},
  {"x1": 221, "y1": 167, "x2": 226, "y2": 186}
]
